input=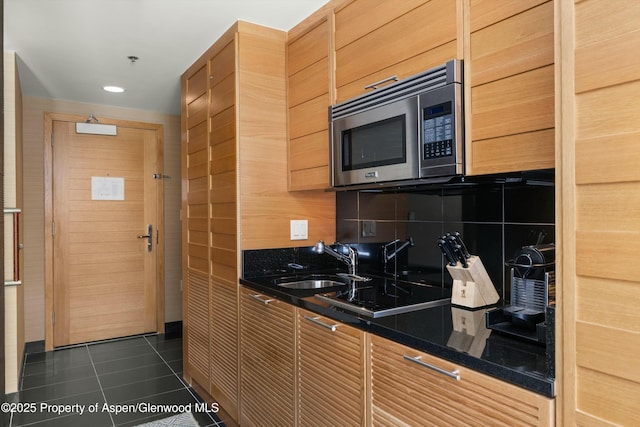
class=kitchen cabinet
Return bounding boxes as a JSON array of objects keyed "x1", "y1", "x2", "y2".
[
  {"x1": 182, "y1": 59, "x2": 211, "y2": 392},
  {"x1": 466, "y1": 0, "x2": 554, "y2": 174},
  {"x1": 240, "y1": 287, "x2": 296, "y2": 427},
  {"x1": 557, "y1": 0, "x2": 640, "y2": 425},
  {"x1": 370, "y1": 334, "x2": 554, "y2": 426},
  {"x1": 4, "y1": 50, "x2": 24, "y2": 394},
  {"x1": 182, "y1": 20, "x2": 337, "y2": 422},
  {"x1": 287, "y1": 16, "x2": 332, "y2": 191},
  {"x1": 297, "y1": 308, "x2": 368, "y2": 426},
  {"x1": 334, "y1": 0, "x2": 460, "y2": 103}
]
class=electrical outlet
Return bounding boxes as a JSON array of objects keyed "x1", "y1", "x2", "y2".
[{"x1": 290, "y1": 220, "x2": 308, "y2": 240}]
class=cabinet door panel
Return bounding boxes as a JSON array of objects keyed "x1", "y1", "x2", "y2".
[
  {"x1": 185, "y1": 270, "x2": 210, "y2": 387},
  {"x1": 467, "y1": 0, "x2": 554, "y2": 175},
  {"x1": 471, "y1": 65, "x2": 554, "y2": 141},
  {"x1": 289, "y1": 94, "x2": 330, "y2": 140},
  {"x1": 289, "y1": 131, "x2": 329, "y2": 170},
  {"x1": 471, "y1": 1, "x2": 553, "y2": 86},
  {"x1": 469, "y1": 0, "x2": 548, "y2": 33},
  {"x1": 335, "y1": 0, "x2": 428, "y2": 50},
  {"x1": 240, "y1": 288, "x2": 296, "y2": 427},
  {"x1": 298, "y1": 309, "x2": 366, "y2": 427},
  {"x1": 336, "y1": 41, "x2": 457, "y2": 103},
  {"x1": 209, "y1": 280, "x2": 238, "y2": 418},
  {"x1": 289, "y1": 57, "x2": 329, "y2": 107},
  {"x1": 288, "y1": 18, "x2": 328, "y2": 77},
  {"x1": 336, "y1": 0, "x2": 456, "y2": 92}
]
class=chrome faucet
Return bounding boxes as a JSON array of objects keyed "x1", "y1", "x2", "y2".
[
  {"x1": 382, "y1": 237, "x2": 414, "y2": 275},
  {"x1": 313, "y1": 240, "x2": 359, "y2": 276}
]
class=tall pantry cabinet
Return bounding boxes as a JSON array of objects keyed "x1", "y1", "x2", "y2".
[
  {"x1": 181, "y1": 20, "x2": 335, "y2": 423},
  {"x1": 558, "y1": 0, "x2": 640, "y2": 425}
]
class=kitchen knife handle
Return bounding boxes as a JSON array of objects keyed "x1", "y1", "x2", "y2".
[
  {"x1": 453, "y1": 231, "x2": 471, "y2": 259},
  {"x1": 437, "y1": 239, "x2": 457, "y2": 266}
]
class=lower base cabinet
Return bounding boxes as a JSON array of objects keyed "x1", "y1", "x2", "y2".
[
  {"x1": 297, "y1": 308, "x2": 367, "y2": 426},
  {"x1": 370, "y1": 335, "x2": 554, "y2": 426},
  {"x1": 239, "y1": 287, "x2": 296, "y2": 427}
]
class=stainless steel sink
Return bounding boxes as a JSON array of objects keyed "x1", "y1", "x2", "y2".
[{"x1": 277, "y1": 279, "x2": 346, "y2": 290}]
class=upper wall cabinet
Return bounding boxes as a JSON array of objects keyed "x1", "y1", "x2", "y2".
[
  {"x1": 334, "y1": 0, "x2": 459, "y2": 103},
  {"x1": 287, "y1": 17, "x2": 333, "y2": 191},
  {"x1": 466, "y1": 0, "x2": 555, "y2": 175}
]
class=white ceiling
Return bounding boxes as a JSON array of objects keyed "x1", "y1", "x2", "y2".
[{"x1": 4, "y1": 0, "x2": 329, "y2": 115}]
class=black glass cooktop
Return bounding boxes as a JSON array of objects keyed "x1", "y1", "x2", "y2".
[{"x1": 315, "y1": 276, "x2": 451, "y2": 318}]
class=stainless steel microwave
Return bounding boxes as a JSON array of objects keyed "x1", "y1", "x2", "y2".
[{"x1": 330, "y1": 60, "x2": 464, "y2": 188}]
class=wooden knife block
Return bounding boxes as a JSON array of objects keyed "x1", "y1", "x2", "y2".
[{"x1": 446, "y1": 255, "x2": 499, "y2": 308}]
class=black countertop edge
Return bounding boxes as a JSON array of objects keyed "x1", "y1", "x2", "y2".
[{"x1": 239, "y1": 277, "x2": 555, "y2": 398}]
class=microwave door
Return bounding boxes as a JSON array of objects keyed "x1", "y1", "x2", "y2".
[{"x1": 332, "y1": 97, "x2": 419, "y2": 186}]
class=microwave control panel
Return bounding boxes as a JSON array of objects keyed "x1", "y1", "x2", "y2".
[{"x1": 422, "y1": 101, "x2": 454, "y2": 159}]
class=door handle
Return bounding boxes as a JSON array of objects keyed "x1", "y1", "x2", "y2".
[{"x1": 137, "y1": 224, "x2": 152, "y2": 251}]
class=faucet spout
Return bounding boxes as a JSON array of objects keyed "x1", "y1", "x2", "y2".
[{"x1": 313, "y1": 240, "x2": 359, "y2": 276}]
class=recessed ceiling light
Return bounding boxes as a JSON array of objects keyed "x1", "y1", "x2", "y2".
[{"x1": 103, "y1": 85, "x2": 125, "y2": 93}]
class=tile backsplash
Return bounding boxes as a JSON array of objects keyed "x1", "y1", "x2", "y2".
[{"x1": 335, "y1": 171, "x2": 555, "y2": 302}]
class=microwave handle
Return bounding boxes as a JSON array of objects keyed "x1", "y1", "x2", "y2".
[{"x1": 364, "y1": 75, "x2": 398, "y2": 90}]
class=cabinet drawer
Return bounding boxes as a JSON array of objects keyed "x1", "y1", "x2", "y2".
[{"x1": 370, "y1": 335, "x2": 554, "y2": 426}]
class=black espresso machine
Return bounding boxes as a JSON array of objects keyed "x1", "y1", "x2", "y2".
[{"x1": 486, "y1": 243, "x2": 555, "y2": 345}]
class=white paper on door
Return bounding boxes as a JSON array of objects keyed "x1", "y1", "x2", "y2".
[{"x1": 91, "y1": 176, "x2": 125, "y2": 200}]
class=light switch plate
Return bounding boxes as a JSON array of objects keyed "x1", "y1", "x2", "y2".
[
  {"x1": 362, "y1": 220, "x2": 377, "y2": 237},
  {"x1": 290, "y1": 219, "x2": 308, "y2": 240}
]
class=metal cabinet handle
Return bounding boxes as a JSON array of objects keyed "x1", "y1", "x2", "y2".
[
  {"x1": 304, "y1": 316, "x2": 338, "y2": 332},
  {"x1": 4, "y1": 208, "x2": 22, "y2": 286},
  {"x1": 249, "y1": 294, "x2": 274, "y2": 305},
  {"x1": 403, "y1": 355, "x2": 461, "y2": 381},
  {"x1": 364, "y1": 75, "x2": 398, "y2": 90}
]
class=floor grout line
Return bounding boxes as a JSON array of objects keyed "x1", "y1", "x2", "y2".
[
  {"x1": 11, "y1": 334, "x2": 220, "y2": 427},
  {"x1": 86, "y1": 343, "x2": 116, "y2": 427}
]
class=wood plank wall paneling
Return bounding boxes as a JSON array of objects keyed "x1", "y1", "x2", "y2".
[{"x1": 567, "y1": 0, "x2": 640, "y2": 424}]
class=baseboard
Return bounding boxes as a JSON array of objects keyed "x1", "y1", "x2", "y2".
[{"x1": 23, "y1": 321, "x2": 184, "y2": 355}]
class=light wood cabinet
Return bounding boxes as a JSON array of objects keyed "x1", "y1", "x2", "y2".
[
  {"x1": 182, "y1": 20, "x2": 336, "y2": 423},
  {"x1": 4, "y1": 50, "x2": 25, "y2": 394},
  {"x1": 287, "y1": 17, "x2": 332, "y2": 191},
  {"x1": 240, "y1": 287, "x2": 296, "y2": 427},
  {"x1": 334, "y1": 0, "x2": 460, "y2": 103},
  {"x1": 370, "y1": 334, "x2": 554, "y2": 426},
  {"x1": 297, "y1": 308, "x2": 368, "y2": 426},
  {"x1": 182, "y1": 60, "x2": 211, "y2": 391},
  {"x1": 558, "y1": 1, "x2": 640, "y2": 425},
  {"x1": 466, "y1": 0, "x2": 554, "y2": 175}
]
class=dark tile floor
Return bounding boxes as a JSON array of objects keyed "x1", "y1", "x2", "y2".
[{"x1": 5, "y1": 333, "x2": 225, "y2": 427}]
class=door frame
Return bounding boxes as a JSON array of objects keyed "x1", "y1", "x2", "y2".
[{"x1": 43, "y1": 112, "x2": 165, "y2": 350}]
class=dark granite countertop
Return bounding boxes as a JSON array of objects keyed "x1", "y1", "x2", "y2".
[{"x1": 240, "y1": 270, "x2": 555, "y2": 398}]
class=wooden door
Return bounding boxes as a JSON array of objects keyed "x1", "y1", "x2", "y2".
[{"x1": 46, "y1": 115, "x2": 163, "y2": 348}]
